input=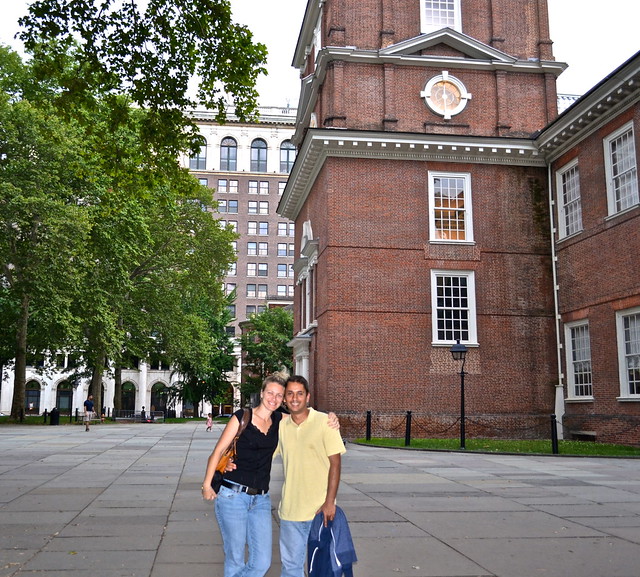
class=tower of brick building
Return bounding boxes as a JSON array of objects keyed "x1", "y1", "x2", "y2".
[{"x1": 278, "y1": 0, "x2": 567, "y2": 437}]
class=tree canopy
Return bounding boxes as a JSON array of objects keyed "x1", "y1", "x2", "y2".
[
  {"x1": 240, "y1": 307, "x2": 293, "y2": 394},
  {"x1": 0, "y1": 0, "x2": 263, "y2": 417}
]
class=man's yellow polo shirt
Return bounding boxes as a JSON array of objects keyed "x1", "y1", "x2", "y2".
[{"x1": 277, "y1": 408, "x2": 346, "y2": 522}]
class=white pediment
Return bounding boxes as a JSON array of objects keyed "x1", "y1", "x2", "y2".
[{"x1": 380, "y1": 28, "x2": 516, "y2": 64}]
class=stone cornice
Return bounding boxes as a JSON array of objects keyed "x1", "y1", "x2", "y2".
[
  {"x1": 278, "y1": 130, "x2": 542, "y2": 220},
  {"x1": 537, "y1": 53, "x2": 640, "y2": 162}
]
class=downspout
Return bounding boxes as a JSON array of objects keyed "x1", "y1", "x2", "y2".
[{"x1": 547, "y1": 163, "x2": 565, "y2": 438}]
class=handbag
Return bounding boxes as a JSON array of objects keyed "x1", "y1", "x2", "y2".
[{"x1": 211, "y1": 408, "x2": 250, "y2": 492}]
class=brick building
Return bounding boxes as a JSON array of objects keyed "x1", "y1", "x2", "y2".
[{"x1": 278, "y1": 0, "x2": 640, "y2": 443}]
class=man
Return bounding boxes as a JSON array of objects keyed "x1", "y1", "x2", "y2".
[
  {"x1": 277, "y1": 376, "x2": 346, "y2": 577},
  {"x1": 83, "y1": 394, "x2": 94, "y2": 432}
]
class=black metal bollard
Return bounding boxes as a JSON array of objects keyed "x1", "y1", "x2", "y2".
[
  {"x1": 366, "y1": 411, "x2": 372, "y2": 441},
  {"x1": 550, "y1": 414, "x2": 559, "y2": 454},
  {"x1": 404, "y1": 411, "x2": 412, "y2": 446}
]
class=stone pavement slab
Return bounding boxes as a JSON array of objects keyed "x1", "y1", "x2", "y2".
[{"x1": 1, "y1": 424, "x2": 640, "y2": 577}]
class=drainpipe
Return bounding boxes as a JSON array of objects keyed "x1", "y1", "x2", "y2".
[{"x1": 547, "y1": 163, "x2": 565, "y2": 438}]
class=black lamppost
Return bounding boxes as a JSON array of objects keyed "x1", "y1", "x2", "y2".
[{"x1": 450, "y1": 339, "x2": 468, "y2": 449}]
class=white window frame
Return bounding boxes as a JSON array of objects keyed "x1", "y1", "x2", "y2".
[
  {"x1": 247, "y1": 263, "x2": 257, "y2": 277},
  {"x1": 556, "y1": 159, "x2": 582, "y2": 239},
  {"x1": 616, "y1": 306, "x2": 640, "y2": 399},
  {"x1": 430, "y1": 270, "x2": 477, "y2": 345},
  {"x1": 604, "y1": 121, "x2": 638, "y2": 216},
  {"x1": 420, "y1": 0, "x2": 461, "y2": 33},
  {"x1": 564, "y1": 321, "x2": 593, "y2": 399},
  {"x1": 428, "y1": 171, "x2": 473, "y2": 243}
]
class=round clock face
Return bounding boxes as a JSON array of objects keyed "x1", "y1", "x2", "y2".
[
  {"x1": 421, "y1": 72, "x2": 471, "y2": 120},
  {"x1": 430, "y1": 81, "x2": 462, "y2": 114}
]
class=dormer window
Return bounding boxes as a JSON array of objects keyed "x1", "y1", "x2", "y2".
[{"x1": 420, "y1": 0, "x2": 461, "y2": 33}]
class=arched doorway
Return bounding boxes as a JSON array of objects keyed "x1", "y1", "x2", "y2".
[
  {"x1": 56, "y1": 381, "x2": 73, "y2": 415},
  {"x1": 121, "y1": 382, "x2": 136, "y2": 411},
  {"x1": 25, "y1": 381, "x2": 41, "y2": 414},
  {"x1": 150, "y1": 383, "x2": 169, "y2": 415}
]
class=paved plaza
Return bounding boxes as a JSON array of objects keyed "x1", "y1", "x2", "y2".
[{"x1": 0, "y1": 422, "x2": 639, "y2": 577}]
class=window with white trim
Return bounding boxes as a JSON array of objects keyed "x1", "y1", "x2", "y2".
[
  {"x1": 259, "y1": 181, "x2": 269, "y2": 195},
  {"x1": 189, "y1": 141, "x2": 207, "y2": 170},
  {"x1": 258, "y1": 222, "x2": 269, "y2": 235},
  {"x1": 257, "y1": 263, "x2": 268, "y2": 277},
  {"x1": 277, "y1": 285, "x2": 288, "y2": 297},
  {"x1": 258, "y1": 242, "x2": 268, "y2": 256},
  {"x1": 604, "y1": 122, "x2": 638, "y2": 216},
  {"x1": 565, "y1": 321, "x2": 592, "y2": 398},
  {"x1": 249, "y1": 181, "x2": 258, "y2": 195},
  {"x1": 248, "y1": 221, "x2": 257, "y2": 235},
  {"x1": 220, "y1": 137, "x2": 237, "y2": 171},
  {"x1": 247, "y1": 242, "x2": 257, "y2": 256},
  {"x1": 616, "y1": 307, "x2": 640, "y2": 398},
  {"x1": 251, "y1": 138, "x2": 268, "y2": 172},
  {"x1": 420, "y1": 0, "x2": 461, "y2": 33},
  {"x1": 557, "y1": 159, "x2": 582, "y2": 238},
  {"x1": 431, "y1": 270, "x2": 477, "y2": 344},
  {"x1": 429, "y1": 172, "x2": 473, "y2": 242},
  {"x1": 247, "y1": 263, "x2": 257, "y2": 276},
  {"x1": 257, "y1": 284, "x2": 268, "y2": 298},
  {"x1": 280, "y1": 140, "x2": 296, "y2": 173},
  {"x1": 246, "y1": 284, "x2": 256, "y2": 298}
]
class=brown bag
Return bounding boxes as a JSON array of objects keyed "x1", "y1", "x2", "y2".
[{"x1": 212, "y1": 409, "x2": 250, "y2": 491}]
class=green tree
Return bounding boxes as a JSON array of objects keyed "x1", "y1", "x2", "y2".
[
  {"x1": 0, "y1": 87, "x2": 93, "y2": 419},
  {"x1": 240, "y1": 307, "x2": 294, "y2": 395},
  {"x1": 18, "y1": 0, "x2": 268, "y2": 153},
  {"x1": 169, "y1": 295, "x2": 237, "y2": 418}
]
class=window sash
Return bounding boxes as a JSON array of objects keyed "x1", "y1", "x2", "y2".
[
  {"x1": 559, "y1": 162, "x2": 582, "y2": 237},
  {"x1": 623, "y1": 312, "x2": 640, "y2": 395},
  {"x1": 568, "y1": 323, "x2": 593, "y2": 397},
  {"x1": 606, "y1": 124, "x2": 639, "y2": 215},
  {"x1": 220, "y1": 138, "x2": 237, "y2": 171},
  {"x1": 421, "y1": 0, "x2": 461, "y2": 32},
  {"x1": 431, "y1": 271, "x2": 476, "y2": 344},
  {"x1": 429, "y1": 172, "x2": 472, "y2": 242}
]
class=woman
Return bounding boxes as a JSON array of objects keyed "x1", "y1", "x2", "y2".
[
  {"x1": 202, "y1": 374, "x2": 286, "y2": 577},
  {"x1": 202, "y1": 374, "x2": 339, "y2": 577}
]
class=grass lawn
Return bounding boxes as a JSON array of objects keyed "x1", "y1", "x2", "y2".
[{"x1": 356, "y1": 437, "x2": 640, "y2": 457}]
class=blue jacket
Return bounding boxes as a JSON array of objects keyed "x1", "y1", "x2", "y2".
[{"x1": 307, "y1": 506, "x2": 357, "y2": 577}]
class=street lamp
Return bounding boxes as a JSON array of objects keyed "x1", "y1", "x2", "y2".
[{"x1": 450, "y1": 339, "x2": 468, "y2": 449}]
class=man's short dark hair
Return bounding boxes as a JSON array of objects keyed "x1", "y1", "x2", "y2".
[{"x1": 286, "y1": 375, "x2": 309, "y2": 393}]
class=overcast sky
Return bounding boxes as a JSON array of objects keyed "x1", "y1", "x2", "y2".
[{"x1": 1, "y1": 0, "x2": 638, "y2": 106}]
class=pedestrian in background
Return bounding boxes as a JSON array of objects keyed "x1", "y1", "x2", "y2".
[{"x1": 83, "y1": 394, "x2": 94, "y2": 432}]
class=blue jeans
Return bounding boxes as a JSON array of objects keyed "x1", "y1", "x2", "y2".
[
  {"x1": 279, "y1": 519, "x2": 313, "y2": 577},
  {"x1": 214, "y1": 484, "x2": 272, "y2": 577}
]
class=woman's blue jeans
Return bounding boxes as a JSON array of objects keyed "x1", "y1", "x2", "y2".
[{"x1": 214, "y1": 484, "x2": 272, "y2": 577}]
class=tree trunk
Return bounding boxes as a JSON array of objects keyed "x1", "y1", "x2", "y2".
[
  {"x1": 89, "y1": 351, "x2": 105, "y2": 416},
  {"x1": 10, "y1": 294, "x2": 29, "y2": 420},
  {"x1": 113, "y1": 365, "x2": 122, "y2": 411}
]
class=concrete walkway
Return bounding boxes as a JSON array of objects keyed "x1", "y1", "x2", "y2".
[{"x1": 1, "y1": 422, "x2": 639, "y2": 577}]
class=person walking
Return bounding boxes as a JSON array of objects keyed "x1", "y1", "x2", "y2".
[
  {"x1": 277, "y1": 375, "x2": 346, "y2": 577},
  {"x1": 83, "y1": 394, "x2": 94, "y2": 432},
  {"x1": 206, "y1": 413, "x2": 213, "y2": 431}
]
